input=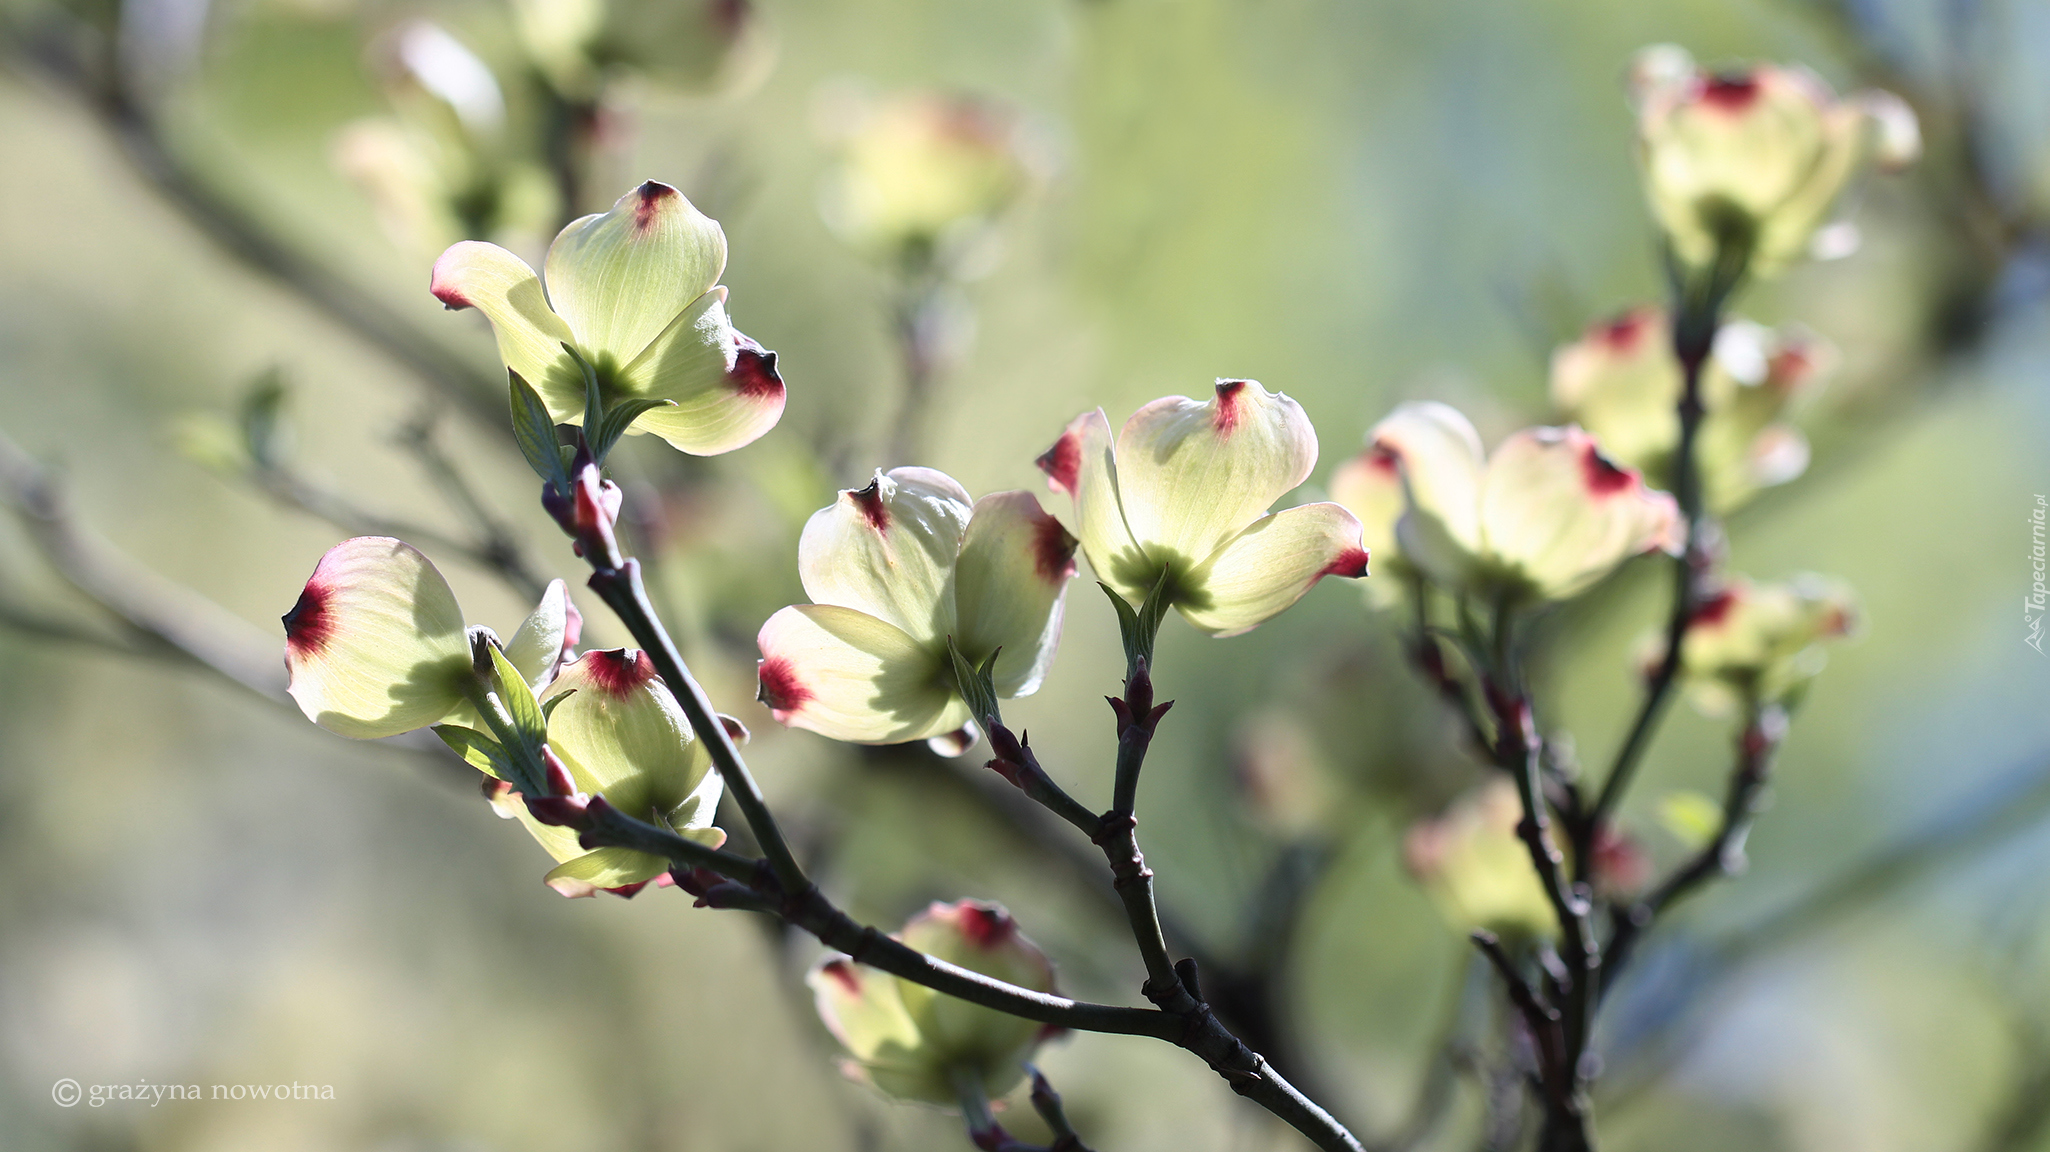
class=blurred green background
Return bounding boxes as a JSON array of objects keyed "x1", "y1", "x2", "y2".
[{"x1": 3, "y1": 0, "x2": 2049, "y2": 1149}]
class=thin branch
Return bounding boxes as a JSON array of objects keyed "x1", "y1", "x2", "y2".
[{"x1": 0, "y1": 14, "x2": 503, "y2": 426}]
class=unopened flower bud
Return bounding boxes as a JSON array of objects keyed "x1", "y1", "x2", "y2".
[
  {"x1": 809, "y1": 900, "x2": 1056, "y2": 1105},
  {"x1": 1666, "y1": 574, "x2": 1861, "y2": 713}
]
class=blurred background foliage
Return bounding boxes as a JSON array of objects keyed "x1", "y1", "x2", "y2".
[{"x1": 1, "y1": 0, "x2": 2048, "y2": 1149}]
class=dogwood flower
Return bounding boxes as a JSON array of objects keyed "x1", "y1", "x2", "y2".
[
  {"x1": 809, "y1": 900, "x2": 1056, "y2": 1105},
  {"x1": 1657, "y1": 574, "x2": 1860, "y2": 714},
  {"x1": 1338, "y1": 402, "x2": 1681, "y2": 602},
  {"x1": 477, "y1": 648, "x2": 726, "y2": 897},
  {"x1": 431, "y1": 180, "x2": 785, "y2": 455},
  {"x1": 818, "y1": 88, "x2": 1039, "y2": 262},
  {"x1": 1403, "y1": 780, "x2": 1557, "y2": 940},
  {"x1": 1549, "y1": 307, "x2": 1837, "y2": 511},
  {"x1": 513, "y1": 0, "x2": 762, "y2": 100},
  {"x1": 282, "y1": 536, "x2": 570, "y2": 738},
  {"x1": 1036, "y1": 380, "x2": 1370, "y2": 636},
  {"x1": 756, "y1": 468, "x2": 1077, "y2": 750},
  {"x1": 1630, "y1": 44, "x2": 1920, "y2": 275}
]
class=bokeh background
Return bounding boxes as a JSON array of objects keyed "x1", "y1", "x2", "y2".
[{"x1": 3, "y1": 0, "x2": 2049, "y2": 1149}]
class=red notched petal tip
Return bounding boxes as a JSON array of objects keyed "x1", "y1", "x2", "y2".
[
  {"x1": 1579, "y1": 441, "x2": 1637, "y2": 496},
  {"x1": 1593, "y1": 307, "x2": 1658, "y2": 353},
  {"x1": 819, "y1": 957, "x2": 862, "y2": 996},
  {"x1": 847, "y1": 478, "x2": 890, "y2": 531},
  {"x1": 1318, "y1": 547, "x2": 1372, "y2": 582},
  {"x1": 951, "y1": 902, "x2": 1018, "y2": 950},
  {"x1": 1699, "y1": 71, "x2": 1762, "y2": 113},
  {"x1": 632, "y1": 180, "x2": 680, "y2": 232},
  {"x1": 1035, "y1": 428, "x2": 1082, "y2": 494},
  {"x1": 1212, "y1": 379, "x2": 1248, "y2": 434},
  {"x1": 1031, "y1": 509, "x2": 1079, "y2": 583},
  {"x1": 756, "y1": 656, "x2": 812, "y2": 722},
  {"x1": 581, "y1": 648, "x2": 658, "y2": 698},
  {"x1": 1361, "y1": 442, "x2": 1402, "y2": 476},
  {"x1": 729, "y1": 339, "x2": 785, "y2": 401},
  {"x1": 1689, "y1": 585, "x2": 1741, "y2": 629},
  {"x1": 282, "y1": 579, "x2": 335, "y2": 658}
]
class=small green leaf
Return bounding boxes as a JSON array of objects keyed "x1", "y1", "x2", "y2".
[
  {"x1": 1102, "y1": 568, "x2": 1174, "y2": 681},
  {"x1": 946, "y1": 636, "x2": 1001, "y2": 727},
  {"x1": 589, "y1": 397, "x2": 676, "y2": 464},
  {"x1": 434, "y1": 723, "x2": 514, "y2": 780},
  {"x1": 564, "y1": 342, "x2": 603, "y2": 439},
  {"x1": 240, "y1": 370, "x2": 289, "y2": 469},
  {"x1": 489, "y1": 642, "x2": 548, "y2": 748},
  {"x1": 509, "y1": 371, "x2": 570, "y2": 493},
  {"x1": 540, "y1": 688, "x2": 575, "y2": 723}
]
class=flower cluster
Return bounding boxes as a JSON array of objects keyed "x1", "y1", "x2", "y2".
[{"x1": 282, "y1": 537, "x2": 723, "y2": 895}]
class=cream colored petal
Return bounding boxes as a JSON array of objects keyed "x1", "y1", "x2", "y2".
[
  {"x1": 798, "y1": 467, "x2": 972, "y2": 642},
  {"x1": 950, "y1": 491, "x2": 1077, "y2": 698},
  {"x1": 895, "y1": 901, "x2": 1052, "y2": 1096},
  {"x1": 1036, "y1": 408, "x2": 1153, "y2": 602},
  {"x1": 541, "y1": 648, "x2": 709, "y2": 819},
  {"x1": 1177, "y1": 503, "x2": 1369, "y2": 637},
  {"x1": 1371, "y1": 401, "x2": 1487, "y2": 588},
  {"x1": 1114, "y1": 380, "x2": 1319, "y2": 579},
  {"x1": 1547, "y1": 308, "x2": 1679, "y2": 475},
  {"x1": 283, "y1": 536, "x2": 474, "y2": 739},
  {"x1": 543, "y1": 181, "x2": 728, "y2": 368},
  {"x1": 430, "y1": 241, "x2": 584, "y2": 419},
  {"x1": 503, "y1": 578, "x2": 570, "y2": 689},
  {"x1": 1477, "y1": 427, "x2": 1682, "y2": 599},
  {"x1": 755, "y1": 605, "x2": 966, "y2": 744},
  {"x1": 615, "y1": 287, "x2": 785, "y2": 455},
  {"x1": 1328, "y1": 444, "x2": 1406, "y2": 562}
]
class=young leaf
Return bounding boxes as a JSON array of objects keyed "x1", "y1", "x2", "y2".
[
  {"x1": 564, "y1": 342, "x2": 603, "y2": 440},
  {"x1": 510, "y1": 371, "x2": 571, "y2": 494},
  {"x1": 434, "y1": 723, "x2": 514, "y2": 781},
  {"x1": 589, "y1": 397, "x2": 676, "y2": 464},
  {"x1": 946, "y1": 636, "x2": 1002, "y2": 727},
  {"x1": 1102, "y1": 568, "x2": 1174, "y2": 681}
]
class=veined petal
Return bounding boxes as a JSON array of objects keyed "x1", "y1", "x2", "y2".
[
  {"x1": 1478, "y1": 427, "x2": 1682, "y2": 599},
  {"x1": 951, "y1": 491, "x2": 1077, "y2": 697},
  {"x1": 756, "y1": 605, "x2": 966, "y2": 744},
  {"x1": 503, "y1": 578, "x2": 571, "y2": 689},
  {"x1": 430, "y1": 241, "x2": 583, "y2": 418},
  {"x1": 798, "y1": 467, "x2": 972, "y2": 642},
  {"x1": 616, "y1": 287, "x2": 785, "y2": 455},
  {"x1": 1177, "y1": 503, "x2": 1369, "y2": 637},
  {"x1": 544, "y1": 181, "x2": 727, "y2": 368},
  {"x1": 1114, "y1": 380, "x2": 1318, "y2": 577},
  {"x1": 1036, "y1": 409, "x2": 1152, "y2": 601},
  {"x1": 808, "y1": 955, "x2": 951, "y2": 1102},
  {"x1": 541, "y1": 648, "x2": 709, "y2": 819},
  {"x1": 283, "y1": 536, "x2": 473, "y2": 739}
]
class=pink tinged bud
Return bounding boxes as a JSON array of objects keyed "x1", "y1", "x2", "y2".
[
  {"x1": 1674, "y1": 573, "x2": 1861, "y2": 708},
  {"x1": 809, "y1": 900, "x2": 1057, "y2": 1105},
  {"x1": 282, "y1": 537, "x2": 474, "y2": 740},
  {"x1": 1404, "y1": 780, "x2": 1559, "y2": 940}
]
